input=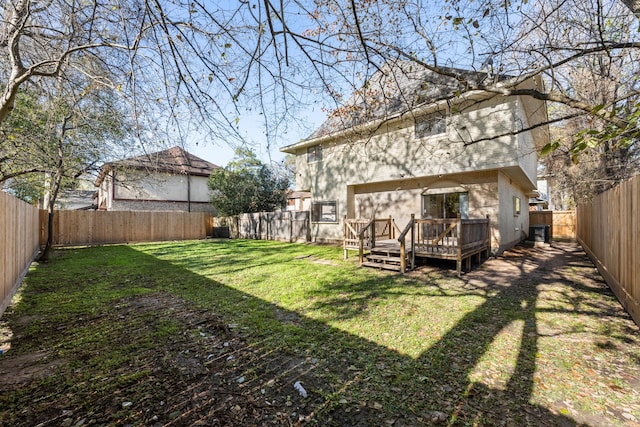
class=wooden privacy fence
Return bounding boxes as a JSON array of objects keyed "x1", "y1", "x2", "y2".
[
  {"x1": 1, "y1": 192, "x2": 40, "y2": 317},
  {"x1": 39, "y1": 210, "x2": 214, "y2": 246},
  {"x1": 214, "y1": 211, "x2": 310, "y2": 242},
  {"x1": 529, "y1": 210, "x2": 576, "y2": 239},
  {"x1": 577, "y1": 175, "x2": 639, "y2": 326}
]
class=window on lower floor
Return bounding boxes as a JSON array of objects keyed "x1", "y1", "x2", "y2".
[
  {"x1": 422, "y1": 192, "x2": 469, "y2": 219},
  {"x1": 513, "y1": 196, "x2": 521, "y2": 216},
  {"x1": 311, "y1": 201, "x2": 337, "y2": 222}
]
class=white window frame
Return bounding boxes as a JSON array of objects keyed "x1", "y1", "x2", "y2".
[
  {"x1": 311, "y1": 201, "x2": 337, "y2": 223},
  {"x1": 306, "y1": 145, "x2": 323, "y2": 163},
  {"x1": 513, "y1": 196, "x2": 521, "y2": 216}
]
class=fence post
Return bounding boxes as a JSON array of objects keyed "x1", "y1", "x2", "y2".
[
  {"x1": 484, "y1": 214, "x2": 490, "y2": 258},
  {"x1": 289, "y1": 210, "x2": 293, "y2": 243}
]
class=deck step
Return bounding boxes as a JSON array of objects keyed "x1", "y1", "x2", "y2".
[
  {"x1": 370, "y1": 249, "x2": 411, "y2": 257},
  {"x1": 361, "y1": 261, "x2": 403, "y2": 271},
  {"x1": 366, "y1": 254, "x2": 404, "y2": 262}
]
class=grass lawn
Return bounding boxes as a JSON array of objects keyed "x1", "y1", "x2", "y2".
[{"x1": 0, "y1": 239, "x2": 638, "y2": 426}]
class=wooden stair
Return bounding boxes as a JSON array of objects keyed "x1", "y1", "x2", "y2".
[{"x1": 361, "y1": 247, "x2": 412, "y2": 272}]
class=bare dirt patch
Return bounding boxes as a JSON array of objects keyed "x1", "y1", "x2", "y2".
[{"x1": 0, "y1": 351, "x2": 63, "y2": 386}]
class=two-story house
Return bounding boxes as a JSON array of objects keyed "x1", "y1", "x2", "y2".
[
  {"x1": 281, "y1": 62, "x2": 549, "y2": 255},
  {"x1": 95, "y1": 146, "x2": 219, "y2": 213}
]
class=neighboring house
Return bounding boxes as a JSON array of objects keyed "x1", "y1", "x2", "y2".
[
  {"x1": 286, "y1": 190, "x2": 311, "y2": 211},
  {"x1": 95, "y1": 146, "x2": 219, "y2": 213},
  {"x1": 529, "y1": 178, "x2": 549, "y2": 211},
  {"x1": 55, "y1": 190, "x2": 97, "y2": 210},
  {"x1": 281, "y1": 62, "x2": 549, "y2": 254}
]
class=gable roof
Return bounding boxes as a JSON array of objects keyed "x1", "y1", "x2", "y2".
[
  {"x1": 307, "y1": 62, "x2": 499, "y2": 141},
  {"x1": 95, "y1": 146, "x2": 220, "y2": 186}
]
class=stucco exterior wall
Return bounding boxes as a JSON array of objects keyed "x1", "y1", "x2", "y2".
[
  {"x1": 514, "y1": 97, "x2": 540, "y2": 186},
  {"x1": 290, "y1": 93, "x2": 542, "y2": 252},
  {"x1": 307, "y1": 170, "x2": 503, "y2": 246},
  {"x1": 294, "y1": 97, "x2": 537, "y2": 194},
  {"x1": 496, "y1": 171, "x2": 529, "y2": 253},
  {"x1": 113, "y1": 170, "x2": 210, "y2": 203},
  {"x1": 98, "y1": 174, "x2": 113, "y2": 210}
]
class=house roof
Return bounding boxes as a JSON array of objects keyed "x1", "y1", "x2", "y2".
[
  {"x1": 620, "y1": 0, "x2": 640, "y2": 16},
  {"x1": 287, "y1": 190, "x2": 311, "y2": 199},
  {"x1": 95, "y1": 146, "x2": 220, "y2": 186},
  {"x1": 281, "y1": 62, "x2": 506, "y2": 155}
]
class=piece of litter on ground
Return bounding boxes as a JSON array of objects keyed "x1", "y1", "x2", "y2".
[
  {"x1": 237, "y1": 376, "x2": 245, "y2": 384},
  {"x1": 122, "y1": 401, "x2": 133, "y2": 408},
  {"x1": 293, "y1": 381, "x2": 308, "y2": 398}
]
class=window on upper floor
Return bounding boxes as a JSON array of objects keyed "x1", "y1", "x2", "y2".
[
  {"x1": 415, "y1": 115, "x2": 446, "y2": 138},
  {"x1": 306, "y1": 145, "x2": 323, "y2": 162}
]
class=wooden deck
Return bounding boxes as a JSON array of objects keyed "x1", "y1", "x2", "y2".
[{"x1": 344, "y1": 215, "x2": 491, "y2": 276}]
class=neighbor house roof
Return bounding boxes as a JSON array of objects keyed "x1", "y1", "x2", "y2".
[
  {"x1": 95, "y1": 146, "x2": 220, "y2": 186},
  {"x1": 287, "y1": 190, "x2": 311, "y2": 199}
]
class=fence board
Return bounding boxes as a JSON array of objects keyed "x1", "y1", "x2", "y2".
[
  {"x1": 39, "y1": 210, "x2": 213, "y2": 246},
  {"x1": 577, "y1": 175, "x2": 640, "y2": 326},
  {"x1": 214, "y1": 211, "x2": 310, "y2": 243},
  {"x1": 529, "y1": 210, "x2": 576, "y2": 239},
  {"x1": 1, "y1": 192, "x2": 40, "y2": 317}
]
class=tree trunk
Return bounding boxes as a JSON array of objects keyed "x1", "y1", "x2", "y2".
[{"x1": 37, "y1": 206, "x2": 55, "y2": 262}]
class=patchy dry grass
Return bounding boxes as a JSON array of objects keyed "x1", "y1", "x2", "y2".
[{"x1": 0, "y1": 239, "x2": 638, "y2": 426}]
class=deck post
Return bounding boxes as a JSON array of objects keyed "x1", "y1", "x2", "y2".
[
  {"x1": 343, "y1": 215, "x2": 348, "y2": 260},
  {"x1": 371, "y1": 215, "x2": 376, "y2": 249},
  {"x1": 410, "y1": 214, "x2": 415, "y2": 270},
  {"x1": 400, "y1": 239, "x2": 406, "y2": 273},
  {"x1": 389, "y1": 216, "x2": 393, "y2": 239},
  {"x1": 358, "y1": 234, "x2": 364, "y2": 265},
  {"x1": 456, "y1": 216, "x2": 463, "y2": 277}
]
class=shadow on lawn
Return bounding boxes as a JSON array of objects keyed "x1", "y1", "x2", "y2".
[
  {"x1": 142, "y1": 241, "x2": 606, "y2": 425},
  {"x1": 1, "y1": 241, "x2": 634, "y2": 426}
]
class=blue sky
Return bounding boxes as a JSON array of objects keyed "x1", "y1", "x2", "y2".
[{"x1": 183, "y1": 104, "x2": 327, "y2": 167}]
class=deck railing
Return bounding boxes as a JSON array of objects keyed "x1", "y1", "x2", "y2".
[
  {"x1": 397, "y1": 214, "x2": 415, "y2": 273},
  {"x1": 414, "y1": 216, "x2": 490, "y2": 275},
  {"x1": 344, "y1": 215, "x2": 490, "y2": 275},
  {"x1": 413, "y1": 218, "x2": 489, "y2": 251},
  {"x1": 343, "y1": 216, "x2": 396, "y2": 262}
]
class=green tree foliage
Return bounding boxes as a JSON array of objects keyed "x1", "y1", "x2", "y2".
[{"x1": 208, "y1": 148, "x2": 290, "y2": 215}]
